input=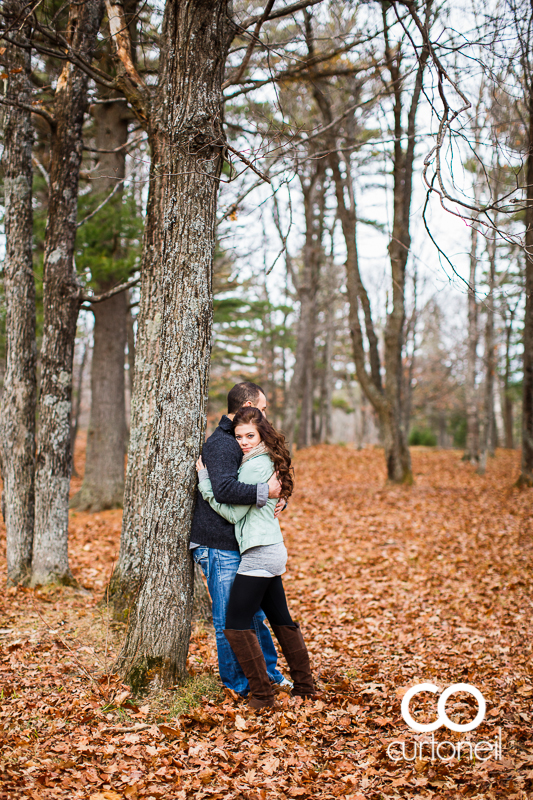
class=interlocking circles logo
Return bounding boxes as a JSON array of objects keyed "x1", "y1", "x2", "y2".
[{"x1": 387, "y1": 682, "x2": 502, "y2": 763}]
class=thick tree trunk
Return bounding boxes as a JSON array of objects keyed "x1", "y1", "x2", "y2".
[
  {"x1": 115, "y1": 0, "x2": 233, "y2": 688},
  {"x1": 0, "y1": 2, "x2": 37, "y2": 585},
  {"x1": 519, "y1": 77, "x2": 533, "y2": 485},
  {"x1": 72, "y1": 101, "x2": 129, "y2": 511},
  {"x1": 31, "y1": 0, "x2": 104, "y2": 586}
]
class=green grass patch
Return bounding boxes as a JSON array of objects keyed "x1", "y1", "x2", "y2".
[{"x1": 168, "y1": 673, "x2": 223, "y2": 718}]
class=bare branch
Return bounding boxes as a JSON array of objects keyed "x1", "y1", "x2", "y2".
[
  {"x1": 83, "y1": 133, "x2": 146, "y2": 154},
  {"x1": 80, "y1": 275, "x2": 140, "y2": 305},
  {"x1": 77, "y1": 179, "x2": 125, "y2": 228},
  {"x1": 224, "y1": 36, "x2": 377, "y2": 100},
  {"x1": 104, "y1": 0, "x2": 150, "y2": 125},
  {"x1": 223, "y1": 0, "x2": 276, "y2": 89},
  {"x1": 239, "y1": 0, "x2": 323, "y2": 30},
  {"x1": 32, "y1": 154, "x2": 49, "y2": 186},
  {"x1": 0, "y1": 95, "x2": 56, "y2": 128},
  {"x1": 225, "y1": 142, "x2": 271, "y2": 183}
]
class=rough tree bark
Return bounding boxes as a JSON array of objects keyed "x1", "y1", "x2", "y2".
[
  {"x1": 110, "y1": 0, "x2": 234, "y2": 687},
  {"x1": 0, "y1": 0, "x2": 37, "y2": 585},
  {"x1": 71, "y1": 100, "x2": 129, "y2": 511},
  {"x1": 31, "y1": 0, "x2": 104, "y2": 586}
]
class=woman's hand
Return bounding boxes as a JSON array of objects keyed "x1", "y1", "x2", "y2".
[
  {"x1": 274, "y1": 497, "x2": 287, "y2": 518},
  {"x1": 196, "y1": 455, "x2": 205, "y2": 472}
]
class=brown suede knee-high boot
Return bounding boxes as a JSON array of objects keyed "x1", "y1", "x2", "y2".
[
  {"x1": 224, "y1": 629, "x2": 276, "y2": 710},
  {"x1": 271, "y1": 622, "x2": 315, "y2": 697}
]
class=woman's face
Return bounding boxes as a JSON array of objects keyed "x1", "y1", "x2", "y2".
[{"x1": 235, "y1": 423, "x2": 261, "y2": 454}]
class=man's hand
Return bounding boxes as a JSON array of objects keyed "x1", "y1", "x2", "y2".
[
  {"x1": 274, "y1": 498, "x2": 287, "y2": 518},
  {"x1": 267, "y1": 472, "x2": 282, "y2": 498}
]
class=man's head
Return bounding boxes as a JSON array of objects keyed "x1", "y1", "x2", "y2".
[{"x1": 227, "y1": 381, "x2": 267, "y2": 418}]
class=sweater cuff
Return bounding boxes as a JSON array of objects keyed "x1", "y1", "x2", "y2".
[
  {"x1": 256, "y1": 482, "x2": 269, "y2": 508},
  {"x1": 198, "y1": 468, "x2": 209, "y2": 482}
]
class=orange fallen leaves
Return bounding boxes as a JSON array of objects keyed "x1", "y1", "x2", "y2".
[{"x1": 0, "y1": 445, "x2": 532, "y2": 798}]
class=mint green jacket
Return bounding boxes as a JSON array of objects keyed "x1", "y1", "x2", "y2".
[{"x1": 198, "y1": 452, "x2": 283, "y2": 554}]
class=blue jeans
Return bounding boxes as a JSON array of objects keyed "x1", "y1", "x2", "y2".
[{"x1": 192, "y1": 546, "x2": 284, "y2": 695}]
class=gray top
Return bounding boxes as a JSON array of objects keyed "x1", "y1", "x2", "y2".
[{"x1": 237, "y1": 542, "x2": 287, "y2": 577}]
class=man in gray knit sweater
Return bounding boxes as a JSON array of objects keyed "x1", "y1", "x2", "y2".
[{"x1": 190, "y1": 382, "x2": 288, "y2": 695}]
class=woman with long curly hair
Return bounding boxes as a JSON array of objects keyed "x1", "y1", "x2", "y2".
[{"x1": 196, "y1": 406, "x2": 315, "y2": 710}]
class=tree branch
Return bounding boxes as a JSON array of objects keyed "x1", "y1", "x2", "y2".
[
  {"x1": 0, "y1": 95, "x2": 56, "y2": 128},
  {"x1": 104, "y1": 0, "x2": 150, "y2": 125},
  {"x1": 223, "y1": 0, "x2": 276, "y2": 89},
  {"x1": 77, "y1": 179, "x2": 125, "y2": 228},
  {"x1": 239, "y1": 0, "x2": 323, "y2": 29},
  {"x1": 80, "y1": 275, "x2": 140, "y2": 305},
  {"x1": 224, "y1": 142, "x2": 271, "y2": 183}
]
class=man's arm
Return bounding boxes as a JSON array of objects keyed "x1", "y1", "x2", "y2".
[{"x1": 197, "y1": 472, "x2": 251, "y2": 523}]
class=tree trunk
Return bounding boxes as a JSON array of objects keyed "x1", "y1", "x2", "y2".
[
  {"x1": 70, "y1": 339, "x2": 88, "y2": 476},
  {"x1": 284, "y1": 159, "x2": 326, "y2": 449},
  {"x1": 75, "y1": 292, "x2": 127, "y2": 510},
  {"x1": 464, "y1": 179, "x2": 482, "y2": 463},
  {"x1": 500, "y1": 300, "x2": 515, "y2": 449},
  {"x1": 0, "y1": 1, "x2": 37, "y2": 585},
  {"x1": 31, "y1": 0, "x2": 104, "y2": 587},
  {"x1": 192, "y1": 562, "x2": 212, "y2": 624},
  {"x1": 519, "y1": 71, "x2": 533, "y2": 485},
  {"x1": 71, "y1": 101, "x2": 129, "y2": 511},
  {"x1": 115, "y1": 0, "x2": 233, "y2": 688},
  {"x1": 479, "y1": 235, "x2": 496, "y2": 475},
  {"x1": 319, "y1": 293, "x2": 335, "y2": 444}
]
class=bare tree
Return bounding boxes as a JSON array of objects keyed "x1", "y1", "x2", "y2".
[
  {"x1": 479, "y1": 232, "x2": 497, "y2": 474},
  {"x1": 464, "y1": 176, "x2": 482, "y2": 464},
  {"x1": 282, "y1": 157, "x2": 327, "y2": 449},
  {"x1": 306, "y1": 3, "x2": 431, "y2": 481},
  {"x1": 0, "y1": 0, "x2": 37, "y2": 585}
]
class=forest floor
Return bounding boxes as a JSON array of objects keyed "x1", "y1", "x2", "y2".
[{"x1": 1, "y1": 442, "x2": 533, "y2": 800}]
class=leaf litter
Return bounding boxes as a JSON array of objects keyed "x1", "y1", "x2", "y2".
[{"x1": 0, "y1": 444, "x2": 532, "y2": 799}]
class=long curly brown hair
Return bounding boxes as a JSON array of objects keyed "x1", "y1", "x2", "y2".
[{"x1": 232, "y1": 407, "x2": 294, "y2": 499}]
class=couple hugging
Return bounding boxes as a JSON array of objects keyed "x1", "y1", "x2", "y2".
[{"x1": 190, "y1": 381, "x2": 316, "y2": 710}]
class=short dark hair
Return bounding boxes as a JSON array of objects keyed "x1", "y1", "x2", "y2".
[{"x1": 227, "y1": 381, "x2": 265, "y2": 414}]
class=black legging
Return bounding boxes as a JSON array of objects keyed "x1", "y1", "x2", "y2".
[{"x1": 225, "y1": 574, "x2": 294, "y2": 630}]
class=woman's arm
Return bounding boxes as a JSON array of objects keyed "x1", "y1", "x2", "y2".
[{"x1": 198, "y1": 475, "x2": 251, "y2": 523}]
